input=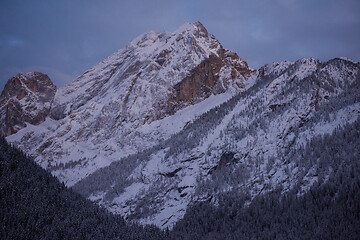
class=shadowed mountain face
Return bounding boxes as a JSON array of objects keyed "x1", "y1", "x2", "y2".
[{"x1": 2, "y1": 21, "x2": 360, "y2": 228}]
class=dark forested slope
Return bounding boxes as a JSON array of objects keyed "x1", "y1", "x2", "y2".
[{"x1": 0, "y1": 137, "x2": 165, "y2": 239}]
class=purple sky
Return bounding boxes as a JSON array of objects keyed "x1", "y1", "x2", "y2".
[{"x1": 1, "y1": 0, "x2": 359, "y2": 91}]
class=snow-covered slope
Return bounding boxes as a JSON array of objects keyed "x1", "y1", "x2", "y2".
[
  {"x1": 3, "y1": 21, "x2": 359, "y2": 229},
  {"x1": 72, "y1": 57, "x2": 360, "y2": 228}
]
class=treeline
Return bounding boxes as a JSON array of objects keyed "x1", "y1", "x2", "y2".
[{"x1": 0, "y1": 137, "x2": 165, "y2": 239}]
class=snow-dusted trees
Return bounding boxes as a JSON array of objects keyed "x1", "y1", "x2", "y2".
[{"x1": 171, "y1": 119, "x2": 360, "y2": 239}]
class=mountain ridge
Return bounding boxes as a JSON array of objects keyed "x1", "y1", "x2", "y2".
[
  {"x1": 5, "y1": 21, "x2": 256, "y2": 187},
  {"x1": 2, "y1": 21, "x2": 360, "y2": 228}
]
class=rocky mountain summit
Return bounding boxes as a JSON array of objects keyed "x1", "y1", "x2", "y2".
[
  {"x1": 6, "y1": 22, "x2": 256, "y2": 187},
  {"x1": 50, "y1": 21, "x2": 253, "y2": 122},
  {"x1": 0, "y1": 72, "x2": 56, "y2": 136},
  {"x1": 3, "y1": 22, "x2": 360, "y2": 228}
]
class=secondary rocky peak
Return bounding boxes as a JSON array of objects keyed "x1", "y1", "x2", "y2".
[
  {"x1": 0, "y1": 72, "x2": 56, "y2": 136},
  {"x1": 1, "y1": 72, "x2": 54, "y2": 99}
]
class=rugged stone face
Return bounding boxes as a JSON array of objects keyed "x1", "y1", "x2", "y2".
[
  {"x1": 0, "y1": 72, "x2": 56, "y2": 136},
  {"x1": 222, "y1": 50, "x2": 253, "y2": 79},
  {"x1": 167, "y1": 48, "x2": 255, "y2": 114},
  {"x1": 167, "y1": 54, "x2": 223, "y2": 114}
]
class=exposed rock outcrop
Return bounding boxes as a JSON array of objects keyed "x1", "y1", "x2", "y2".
[
  {"x1": 167, "y1": 54, "x2": 223, "y2": 114},
  {"x1": 167, "y1": 48, "x2": 255, "y2": 114},
  {"x1": 0, "y1": 72, "x2": 56, "y2": 136}
]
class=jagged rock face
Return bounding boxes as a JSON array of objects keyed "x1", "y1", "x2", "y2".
[
  {"x1": 168, "y1": 49, "x2": 254, "y2": 114},
  {"x1": 166, "y1": 22, "x2": 254, "y2": 114},
  {"x1": 0, "y1": 72, "x2": 56, "y2": 136},
  {"x1": 168, "y1": 54, "x2": 223, "y2": 113}
]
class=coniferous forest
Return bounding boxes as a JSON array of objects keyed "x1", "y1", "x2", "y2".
[
  {"x1": 0, "y1": 137, "x2": 165, "y2": 239},
  {"x1": 1, "y1": 118, "x2": 360, "y2": 239}
]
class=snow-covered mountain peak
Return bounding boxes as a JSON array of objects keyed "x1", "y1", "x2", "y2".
[
  {"x1": 126, "y1": 21, "x2": 221, "y2": 60},
  {"x1": 174, "y1": 21, "x2": 195, "y2": 32},
  {"x1": 49, "y1": 21, "x2": 254, "y2": 124},
  {"x1": 7, "y1": 22, "x2": 255, "y2": 187},
  {"x1": 173, "y1": 21, "x2": 209, "y2": 38},
  {"x1": 338, "y1": 57, "x2": 358, "y2": 64}
]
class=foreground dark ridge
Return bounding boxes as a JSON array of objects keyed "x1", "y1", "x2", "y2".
[{"x1": 0, "y1": 137, "x2": 165, "y2": 239}]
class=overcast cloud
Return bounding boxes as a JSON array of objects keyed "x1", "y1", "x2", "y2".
[{"x1": 1, "y1": 0, "x2": 359, "y2": 91}]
